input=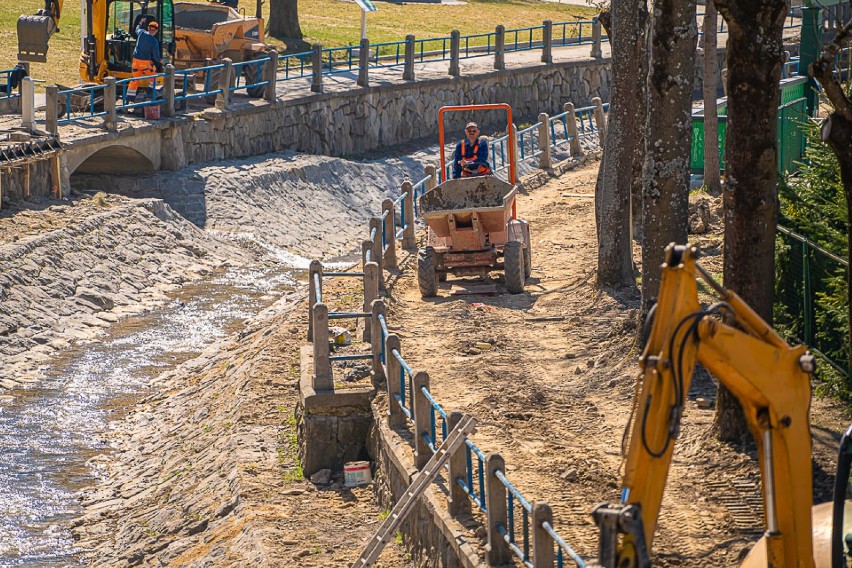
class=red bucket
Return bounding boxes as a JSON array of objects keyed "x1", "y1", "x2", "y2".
[{"x1": 144, "y1": 105, "x2": 161, "y2": 120}]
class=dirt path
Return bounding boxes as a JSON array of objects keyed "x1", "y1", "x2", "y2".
[{"x1": 381, "y1": 160, "x2": 850, "y2": 565}]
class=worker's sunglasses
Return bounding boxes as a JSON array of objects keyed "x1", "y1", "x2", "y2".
[
  {"x1": 466, "y1": 127, "x2": 478, "y2": 132},
  {"x1": 148, "y1": 24, "x2": 158, "y2": 29}
]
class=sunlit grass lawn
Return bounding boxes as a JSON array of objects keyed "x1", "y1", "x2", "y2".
[{"x1": 1, "y1": 0, "x2": 596, "y2": 86}]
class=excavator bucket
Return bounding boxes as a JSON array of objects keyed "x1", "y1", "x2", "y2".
[{"x1": 17, "y1": 14, "x2": 55, "y2": 63}]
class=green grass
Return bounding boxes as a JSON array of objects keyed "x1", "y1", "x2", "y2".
[{"x1": 1, "y1": 0, "x2": 596, "y2": 86}]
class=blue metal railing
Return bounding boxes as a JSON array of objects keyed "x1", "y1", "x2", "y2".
[
  {"x1": 175, "y1": 63, "x2": 225, "y2": 104},
  {"x1": 460, "y1": 32, "x2": 498, "y2": 60},
  {"x1": 392, "y1": 191, "x2": 410, "y2": 240},
  {"x1": 412, "y1": 175, "x2": 431, "y2": 217},
  {"x1": 460, "y1": 439, "x2": 488, "y2": 511},
  {"x1": 420, "y1": 386, "x2": 449, "y2": 452},
  {"x1": 495, "y1": 469, "x2": 534, "y2": 566},
  {"x1": 57, "y1": 83, "x2": 108, "y2": 124},
  {"x1": 230, "y1": 57, "x2": 271, "y2": 93},
  {"x1": 277, "y1": 51, "x2": 313, "y2": 82},
  {"x1": 391, "y1": 348, "x2": 414, "y2": 420},
  {"x1": 548, "y1": 110, "x2": 576, "y2": 150},
  {"x1": 552, "y1": 20, "x2": 602, "y2": 47},
  {"x1": 323, "y1": 46, "x2": 360, "y2": 75},
  {"x1": 0, "y1": 68, "x2": 22, "y2": 100},
  {"x1": 505, "y1": 25, "x2": 546, "y2": 53},
  {"x1": 517, "y1": 122, "x2": 542, "y2": 161},
  {"x1": 543, "y1": 521, "x2": 586, "y2": 567},
  {"x1": 489, "y1": 134, "x2": 511, "y2": 175}
]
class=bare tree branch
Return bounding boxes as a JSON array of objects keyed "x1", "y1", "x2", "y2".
[{"x1": 811, "y1": 13, "x2": 852, "y2": 121}]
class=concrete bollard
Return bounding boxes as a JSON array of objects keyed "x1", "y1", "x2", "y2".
[
  {"x1": 369, "y1": 217, "x2": 385, "y2": 290},
  {"x1": 103, "y1": 77, "x2": 117, "y2": 131},
  {"x1": 510, "y1": 123, "x2": 520, "y2": 181},
  {"x1": 311, "y1": 43, "x2": 323, "y2": 93},
  {"x1": 370, "y1": 299, "x2": 386, "y2": 385},
  {"x1": 362, "y1": 261, "x2": 379, "y2": 342},
  {"x1": 312, "y1": 303, "x2": 333, "y2": 391},
  {"x1": 542, "y1": 20, "x2": 553, "y2": 64},
  {"x1": 721, "y1": 68, "x2": 728, "y2": 96},
  {"x1": 357, "y1": 38, "x2": 370, "y2": 87},
  {"x1": 215, "y1": 58, "x2": 232, "y2": 110},
  {"x1": 381, "y1": 198, "x2": 397, "y2": 269},
  {"x1": 564, "y1": 102, "x2": 583, "y2": 156},
  {"x1": 494, "y1": 25, "x2": 506, "y2": 71},
  {"x1": 45, "y1": 84, "x2": 59, "y2": 136},
  {"x1": 385, "y1": 334, "x2": 404, "y2": 427},
  {"x1": 412, "y1": 371, "x2": 432, "y2": 470},
  {"x1": 21, "y1": 77, "x2": 35, "y2": 132},
  {"x1": 362, "y1": 239, "x2": 373, "y2": 270},
  {"x1": 308, "y1": 259, "x2": 323, "y2": 342},
  {"x1": 449, "y1": 30, "x2": 461, "y2": 77},
  {"x1": 163, "y1": 66, "x2": 176, "y2": 117},
  {"x1": 532, "y1": 502, "x2": 555, "y2": 566},
  {"x1": 403, "y1": 35, "x2": 416, "y2": 81},
  {"x1": 264, "y1": 50, "x2": 278, "y2": 101},
  {"x1": 447, "y1": 410, "x2": 471, "y2": 517},
  {"x1": 537, "y1": 112, "x2": 552, "y2": 169},
  {"x1": 485, "y1": 454, "x2": 511, "y2": 565},
  {"x1": 591, "y1": 18, "x2": 603, "y2": 59},
  {"x1": 401, "y1": 181, "x2": 416, "y2": 250},
  {"x1": 425, "y1": 164, "x2": 438, "y2": 191},
  {"x1": 592, "y1": 97, "x2": 607, "y2": 145}
]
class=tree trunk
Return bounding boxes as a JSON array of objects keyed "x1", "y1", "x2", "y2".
[
  {"x1": 702, "y1": 2, "x2": 722, "y2": 195},
  {"x1": 713, "y1": 0, "x2": 786, "y2": 442},
  {"x1": 267, "y1": 0, "x2": 309, "y2": 51},
  {"x1": 641, "y1": 0, "x2": 697, "y2": 314},
  {"x1": 595, "y1": 0, "x2": 643, "y2": 289},
  {"x1": 631, "y1": 4, "x2": 649, "y2": 241}
]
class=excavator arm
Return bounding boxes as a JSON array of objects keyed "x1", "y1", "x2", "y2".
[
  {"x1": 593, "y1": 244, "x2": 816, "y2": 567},
  {"x1": 18, "y1": 0, "x2": 64, "y2": 62}
]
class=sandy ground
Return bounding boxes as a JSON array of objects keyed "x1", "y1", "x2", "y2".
[{"x1": 372, "y1": 160, "x2": 851, "y2": 565}]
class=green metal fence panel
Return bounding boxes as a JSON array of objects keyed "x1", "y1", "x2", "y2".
[
  {"x1": 777, "y1": 97, "x2": 808, "y2": 174},
  {"x1": 775, "y1": 226, "x2": 850, "y2": 381}
]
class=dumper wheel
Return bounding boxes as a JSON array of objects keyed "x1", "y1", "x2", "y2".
[
  {"x1": 523, "y1": 241, "x2": 532, "y2": 278},
  {"x1": 504, "y1": 241, "x2": 525, "y2": 294},
  {"x1": 418, "y1": 247, "x2": 438, "y2": 298},
  {"x1": 243, "y1": 54, "x2": 267, "y2": 98}
]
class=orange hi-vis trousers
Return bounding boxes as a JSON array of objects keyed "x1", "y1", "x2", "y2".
[{"x1": 129, "y1": 58, "x2": 156, "y2": 94}]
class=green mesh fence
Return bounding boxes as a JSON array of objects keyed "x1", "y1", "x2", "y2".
[{"x1": 775, "y1": 225, "x2": 850, "y2": 381}]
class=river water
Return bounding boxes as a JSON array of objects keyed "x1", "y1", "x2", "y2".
[{"x1": 0, "y1": 266, "x2": 299, "y2": 567}]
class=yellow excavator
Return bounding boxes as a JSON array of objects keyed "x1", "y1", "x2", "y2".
[
  {"x1": 591, "y1": 243, "x2": 851, "y2": 567},
  {"x1": 17, "y1": 0, "x2": 270, "y2": 94}
]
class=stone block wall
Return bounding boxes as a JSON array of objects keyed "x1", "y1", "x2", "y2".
[{"x1": 296, "y1": 400, "x2": 374, "y2": 477}]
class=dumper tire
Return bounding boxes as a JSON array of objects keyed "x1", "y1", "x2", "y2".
[
  {"x1": 504, "y1": 241, "x2": 525, "y2": 294},
  {"x1": 243, "y1": 54, "x2": 267, "y2": 98},
  {"x1": 418, "y1": 247, "x2": 438, "y2": 298},
  {"x1": 523, "y1": 241, "x2": 532, "y2": 278}
]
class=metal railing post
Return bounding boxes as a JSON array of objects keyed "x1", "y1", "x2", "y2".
[
  {"x1": 312, "y1": 303, "x2": 333, "y2": 391},
  {"x1": 311, "y1": 43, "x2": 323, "y2": 93},
  {"x1": 532, "y1": 502, "x2": 555, "y2": 567},
  {"x1": 45, "y1": 84, "x2": 59, "y2": 136},
  {"x1": 592, "y1": 96, "x2": 607, "y2": 145},
  {"x1": 370, "y1": 299, "x2": 386, "y2": 385},
  {"x1": 403, "y1": 34, "x2": 416, "y2": 81},
  {"x1": 308, "y1": 259, "x2": 322, "y2": 342},
  {"x1": 382, "y1": 198, "x2": 397, "y2": 269},
  {"x1": 485, "y1": 454, "x2": 511, "y2": 565},
  {"x1": 449, "y1": 30, "x2": 461, "y2": 77},
  {"x1": 21, "y1": 77, "x2": 35, "y2": 132},
  {"x1": 357, "y1": 38, "x2": 370, "y2": 87},
  {"x1": 537, "y1": 112, "x2": 552, "y2": 169},
  {"x1": 494, "y1": 25, "x2": 506, "y2": 70},
  {"x1": 402, "y1": 181, "x2": 416, "y2": 250},
  {"x1": 363, "y1": 261, "x2": 379, "y2": 342},
  {"x1": 385, "y1": 334, "x2": 404, "y2": 427},
  {"x1": 103, "y1": 77, "x2": 117, "y2": 131},
  {"x1": 447, "y1": 410, "x2": 471, "y2": 517},
  {"x1": 264, "y1": 50, "x2": 278, "y2": 101},
  {"x1": 412, "y1": 371, "x2": 431, "y2": 470},
  {"x1": 216, "y1": 58, "x2": 232, "y2": 110},
  {"x1": 163, "y1": 65, "x2": 176, "y2": 117},
  {"x1": 564, "y1": 102, "x2": 582, "y2": 156},
  {"x1": 591, "y1": 17, "x2": 603, "y2": 59},
  {"x1": 542, "y1": 20, "x2": 553, "y2": 64}
]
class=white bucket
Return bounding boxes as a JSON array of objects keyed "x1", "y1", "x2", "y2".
[{"x1": 344, "y1": 461, "x2": 372, "y2": 487}]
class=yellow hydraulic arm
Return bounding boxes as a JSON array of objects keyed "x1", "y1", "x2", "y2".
[{"x1": 592, "y1": 244, "x2": 816, "y2": 567}]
